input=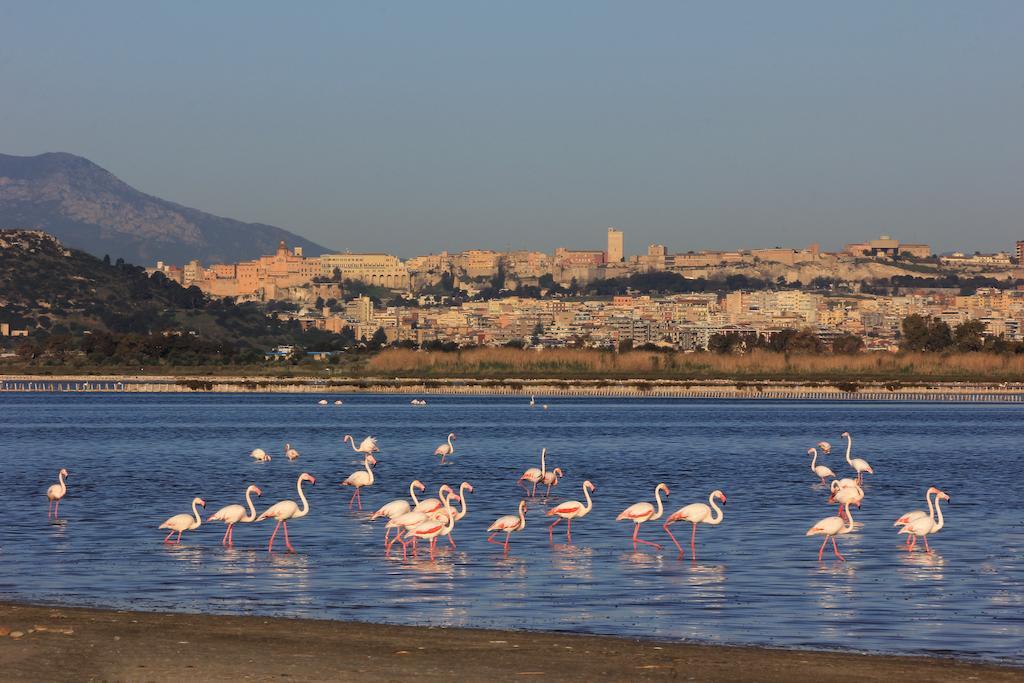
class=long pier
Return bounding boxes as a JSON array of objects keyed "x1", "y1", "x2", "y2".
[{"x1": 2, "y1": 376, "x2": 1024, "y2": 401}]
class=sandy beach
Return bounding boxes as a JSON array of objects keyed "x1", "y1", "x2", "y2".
[{"x1": 0, "y1": 602, "x2": 1019, "y2": 682}]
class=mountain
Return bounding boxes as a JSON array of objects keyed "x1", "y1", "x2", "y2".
[{"x1": 0, "y1": 152, "x2": 330, "y2": 266}]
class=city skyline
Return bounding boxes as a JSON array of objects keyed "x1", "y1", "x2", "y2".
[{"x1": 2, "y1": 3, "x2": 1023, "y2": 255}]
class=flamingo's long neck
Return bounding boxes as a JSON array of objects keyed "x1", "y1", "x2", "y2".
[
  {"x1": 810, "y1": 449, "x2": 818, "y2": 471},
  {"x1": 842, "y1": 503, "x2": 854, "y2": 533},
  {"x1": 409, "y1": 482, "x2": 421, "y2": 507},
  {"x1": 708, "y1": 493, "x2": 724, "y2": 524},
  {"x1": 456, "y1": 484, "x2": 469, "y2": 519},
  {"x1": 244, "y1": 487, "x2": 258, "y2": 522},
  {"x1": 651, "y1": 486, "x2": 665, "y2": 521},
  {"x1": 844, "y1": 435, "x2": 853, "y2": 467},
  {"x1": 364, "y1": 458, "x2": 374, "y2": 484},
  {"x1": 295, "y1": 478, "x2": 310, "y2": 518},
  {"x1": 442, "y1": 494, "x2": 456, "y2": 533},
  {"x1": 582, "y1": 483, "x2": 593, "y2": 514},
  {"x1": 447, "y1": 433, "x2": 455, "y2": 452},
  {"x1": 932, "y1": 495, "x2": 945, "y2": 532},
  {"x1": 346, "y1": 436, "x2": 358, "y2": 452},
  {"x1": 518, "y1": 503, "x2": 526, "y2": 529},
  {"x1": 925, "y1": 489, "x2": 936, "y2": 524},
  {"x1": 57, "y1": 471, "x2": 66, "y2": 496},
  {"x1": 191, "y1": 499, "x2": 202, "y2": 527},
  {"x1": 540, "y1": 448, "x2": 546, "y2": 477}
]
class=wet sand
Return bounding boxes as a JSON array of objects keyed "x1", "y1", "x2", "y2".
[{"x1": 0, "y1": 603, "x2": 1019, "y2": 682}]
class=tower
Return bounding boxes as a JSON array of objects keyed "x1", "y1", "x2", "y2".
[{"x1": 607, "y1": 227, "x2": 624, "y2": 263}]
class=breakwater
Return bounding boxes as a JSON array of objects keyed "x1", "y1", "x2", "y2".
[{"x1": 3, "y1": 374, "x2": 1024, "y2": 401}]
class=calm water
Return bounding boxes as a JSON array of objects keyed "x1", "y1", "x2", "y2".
[{"x1": 1, "y1": 394, "x2": 1022, "y2": 663}]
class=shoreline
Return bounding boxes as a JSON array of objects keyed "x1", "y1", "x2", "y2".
[
  {"x1": 1, "y1": 602, "x2": 1020, "y2": 682},
  {"x1": 3, "y1": 373, "x2": 1024, "y2": 400}
]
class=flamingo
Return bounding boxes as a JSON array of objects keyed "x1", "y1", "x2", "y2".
[
  {"x1": 663, "y1": 490, "x2": 726, "y2": 560},
  {"x1": 487, "y1": 500, "x2": 528, "y2": 554},
  {"x1": 817, "y1": 441, "x2": 832, "y2": 455},
  {"x1": 529, "y1": 396, "x2": 536, "y2": 406},
  {"x1": 808, "y1": 448, "x2": 836, "y2": 485},
  {"x1": 541, "y1": 467, "x2": 564, "y2": 497},
  {"x1": 250, "y1": 448, "x2": 271, "y2": 462},
  {"x1": 828, "y1": 480, "x2": 864, "y2": 519},
  {"x1": 413, "y1": 484, "x2": 454, "y2": 514},
  {"x1": 256, "y1": 472, "x2": 315, "y2": 553},
  {"x1": 434, "y1": 432, "x2": 456, "y2": 464},
  {"x1": 894, "y1": 486, "x2": 947, "y2": 540},
  {"x1": 546, "y1": 480, "x2": 596, "y2": 544},
  {"x1": 371, "y1": 479, "x2": 426, "y2": 546},
  {"x1": 899, "y1": 489, "x2": 950, "y2": 553},
  {"x1": 341, "y1": 455, "x2": 377, "y2": 510},
  {"x1": 344, "y1": 434, "x2": 379, "y2": 456},
  {"x1": 318, "y1": 399, "x2": 328, "y2": 405},
  {"x1": 284, "y1": 443, "x2": 300, "y2": 460},
  {"x1": 518, "y1": 448, "x2": 547, "y2": 496},
  {"x1": 207, "y1": 485, "x2": 262, "y2": 546},
  {"x1": 405, "y1": 490, "x2": 459, "y2": 559},
  {"x1": 385, "y1": 485, "x2": 454, "y2": 554},
  {"x1": 433, "y1": 482, "x2": 474, "y2": 547},
  {"x1": 616, "y1": 483, "x2": 670, "y2": 551},
  {"x1": 841, "y1": 432, "x2": 874, "y2": 484},
  {"x1": 334, "y1": 400, "x2": 343, "y2": 405},
  {"x1": 806, "y1": 502, "x2": 855, "y2": 561},
  {"x1": 46, "y1": 468, "x2": 69, "y2": 519},
  {"x1": 159, "y1": 497, "x2": 206, "y2": 545}
]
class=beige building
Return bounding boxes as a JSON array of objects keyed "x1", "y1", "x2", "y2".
[
  {"x1": 844, "y1": 236, "x2": 931, "y2": 259},
  {"x1": 607, "y1": 227, "x2": 624, "y2": 263},
  {"x1": 319, "y1": 253, "x2": 410, "y2": 290}
]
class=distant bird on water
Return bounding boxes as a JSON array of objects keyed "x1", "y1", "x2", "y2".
[
  {"x1": 808, "y1": 447, "x2": 835, "y2": 486},
  {"x1": 250, "y1": 448, "x2": 271, "y2": 462},
  {"x1": 257, "y1": 472, "x2": 315, "y2": 553},
  {"x1": 207, "y1": 485, "x2": 262, "y2": 547},
  {"x1": 841, "y1": 432, "x2": 874, "y2": 484},
  {"x1": 434, "y1": 432, "x2": 456, "y2": 464},
  {"x1": 46, "y1": 468, "x2": 69, "y2": 519},
  {"x1": 344, "y1": 434, "x2": 378, "y2": 456},
  {"x1": 518, "y1": 447, "x2": 547, "y2": 496},
  {"x1": 159, "y1": 497, "x2": 206, "y2": 545},
  {"x1": 341, "y1": 455, "x2": 377, "y2": 510},
  {"x1": 284, "y1": 443, "x2": 300, "y2": 460}
]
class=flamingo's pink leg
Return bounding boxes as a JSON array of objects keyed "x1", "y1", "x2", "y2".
[
  {"x1": 923, "y1": 535, "x2": 931, "y2": 554},
  {"x1": 531, "y1": 481, "x2": 537, "y2": 497},
  {"x1": 283, "y1": 521, "x2": 294, "y2": 553},
  {"x1": 47, "y1": 500, "x2": 52, "y2": 519},
  {"x1": 548, "y1": 518, "x2": 560, "y2": 543},
  {"x1": 504, "y1": 532, "x2": 511, "y2": 553},
  {"x1": 690, "y1": 523, "x2": 698, "y2": 557},
  {"x1": 545, "y1": 484, "x2": 553, "y2": 497},
  {"x1": 163, "y1": 530, "x2": 176, "y2": 544},
  {"x1": 268, "y1": 520, "x2": 281, "y2": 552},
  {"x1": 818, "y1": 536, "x2": 828, "y2": 561},
  {"x1": 54, "y1": 500, "x2": 60, "y2": 518},
  {"x1": 909, "y1": 535, "x2": 917, "y2": 552},
  {"x1": 663, "y1": 523, "x2": 685, "y2": 559},
  {"x1": 831, "y1": 536, "x2": 845, "y2": 561},
  {"x1": 566, "y1": 518, "x2": 573, "y2": 544},
  {"x1": 448, "y1": 533, "x2": 456, "y2": 548},
  {"x1": 222, "y1": 526, "x2": 230, "y2": 546},
  {"x1": 176, "y1": 530, "x2": 183, "y2": 545},
  {"x1": 430, "y1": 537, "x2": 438, "y2": 560},
  {"x1": 487, "y1": 532, "x2": 503, "y2": 545}
]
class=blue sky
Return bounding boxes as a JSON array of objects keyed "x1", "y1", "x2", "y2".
[{"x1": 2, "y1": 2, "x2": 1022, "y2": 256}]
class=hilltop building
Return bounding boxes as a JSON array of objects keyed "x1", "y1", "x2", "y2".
[
  {"x1": 607, "y1": 227, "x2": 624, "y2": 263},
  {"x1": 844, "y1": 236, "x2": 931, "y2": 259}
]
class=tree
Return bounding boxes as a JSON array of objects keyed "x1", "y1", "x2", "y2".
[
  {"x1": 899, "y1": 314, "x2": 931, "y2": 352},
  {"x1": 953, "y1": 320, "x2": 986, "y2": 352},
  {"x1": 708, "y1": 332, "x2": 742, "y2": 354},
  {"x1": 369, "y1": 327, "x2": 389, "y2": 349},
  {"x1": 832, "y1": 333, "x2": 865, "y2": 354},
  {"x1": 531, "y1": 322, "x2": 544, "y2": 345}
]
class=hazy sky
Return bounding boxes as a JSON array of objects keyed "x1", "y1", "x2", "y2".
[{"x1": 2, "y1": 2, "x2": 1022, "y2": 256}]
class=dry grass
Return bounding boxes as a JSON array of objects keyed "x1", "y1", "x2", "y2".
[{"x1": 365, "y1": 348, "x2": 1024, "y2": 381}]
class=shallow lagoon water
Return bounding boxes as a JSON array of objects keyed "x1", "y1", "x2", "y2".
[{"x1": 1, "y1": 394, "x2": 1022, "y2": 663}]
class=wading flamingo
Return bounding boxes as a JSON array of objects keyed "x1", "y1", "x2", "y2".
[
  {"x1": 344, "y1": 435, "x2": 379, "y2": 456},
  {"x1": 341, "y1": 455, "x2": 377, "y2": 510},
  {"x1": 663, "y1": 490, "x2": 726, "y2": 560},
  {"x1": 488, "y1": 500, "x2": 528, "y2": 554},
  {"x1": 256, "y1": 472, "x2": 315, "y2": 553},
  {"x1": 616, "y1": 483, "x2": 669, "y2": 551},
  {"x1": 828, "y1": 480, "x2": 864, "y2": 519},
  {"x1": 371, "y1": 479, "x2": 426, "y2": 547},
  {"x1": 806, "y1": 502, "x2": 855, "y2": 561},
  {"x1": 434, "y1": 432, "x2": 456, "y2": 464},
  {"x1": 841, "y1": 432, "x2": 874, "y2": 484},
  {"x1": 405, "y1": 490, "x2": 459, "y2": 559},
  {"x1": 385, "y1": 487, "x2": 456, "y2": 555},
  {"x1": 318, "y1": 399, "x2": 328, "y2": 405},
  {"x1": 808, "y1": 448, "x2": 836, "y2": 486},
  {"x1": 46, "y1": 468, "x2": 69, "y2": 519},
  {"x1": 413, "y1": 484, "x2": 454, "y2": 514},
  {"x1": 518, "y1": 448, "x2": 547, "y2": 496},
  {"x1": 546, "y1": 480, "x2": 595, "y2": 544},
  {"x1": 435, "y1": 482, "x2": 474, "y2": 547},
  {"x1": 817, "y1": 441, "x2": 832, "y2": 455},
  {"x1": 284, "y1": 443, "x2": 300, "y2": 460},
  {"x1": 250, "y1": 448, "x2": 271, "y2": 462},
  {"x1": 159, "y1": 497, "x2": 206, "y2": 545},
  {"x1": 207, "y1": 485, "x2": 262, "y2": 546},
  {"x1": 894, "y1": 486, "x2": 946, "y2": 546},
  {"x1": 899, "y1": 489, "x2": 950, "y2": 553},
  {"x1": 529, "y1": 396, "x2": 536, "y2": 406},
  {"x1": 541, "y1": 467, "x2": 564, "y2": 497}
]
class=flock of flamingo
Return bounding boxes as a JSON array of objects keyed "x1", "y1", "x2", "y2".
[{"x1": 42, "y1": 419, "x2": 951, "y2": 562}]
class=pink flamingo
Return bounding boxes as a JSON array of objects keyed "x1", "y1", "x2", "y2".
[
  {"x1": 46, "y1": 468, "x2": 69, "y2": 519},
  {"x1": 806, "y1": 502, "x2": 855, "y2": 561},
  {"x1": 207, "y1": 485, "x2": 262, "y2": 547},
  {"x1": 540, "y1": 467, "x2": 564, "y2": 497},
  {"x1": 894, "y1": 486, "x2": 945, "y2": 548},
  {"x1": 384, "y1": 486, "x2": 455, "y2": 556},
  {"x1": 808, "y1": 448, "x2": 835, "y2": 486},
  {"x1": 435, "y1": 482, "x2": 473, "y2": 547},
  {"x1": 546, "y1": 480, "x2": 595, "y2": 544},
  {"x1": 284, "y1": 443, "x2": 300, "y2": 460},
  {"x1": 344, "y1": 434, "x2": 379, "y2": 456},
  {"x1": 371, "y1": 480, "x2": 426, "y2": 546},
  {"x1": 159, "y1": 497, "x2": 206, "y2": 545},
  {"x1": 413, "y1": 484, "x2": 454, "y2": 514},
  {"x1": 406, "y1": 491, "x2": 458, "y2": 559},
  {"x1": 663, "y1": 490, "x2": 726, "y2": 560},
  {"x1": 256, "y1": 472, "x2": 315, "y2": 553},
  {"x1": 616, "y1": 483, "x2": 669, "y2": 551},
  {"x1": 817, "y1": 441, "x2": 832, "y2": 454},
  {"x1": 828, "y1": 480, "x2": 864, "y2": 519},
  {"x1": 841, "y1": 432, "x2": 874, "y2": 484},
  {"x1": 340, "y1": 455, "x2": 377, "y2": 510},
  {"x1": 487, "y1": 500, "x2": 528, "y2": 554},
  {"x1": 518, "y1": 447, "x2": 547, "y2": 496},
  {"x1": 434, "y1": 432, "x2": 456, "y2": 464},
  {"x1": 250, "y1": 448, "x2": 271, "y2": 462},
  {"x1": 899, "y1": 489, "x2": 950, "y2": 553}
]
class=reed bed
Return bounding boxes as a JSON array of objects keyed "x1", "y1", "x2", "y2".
[{"x1": 365, "y1": 348, "x2": 1024, "y2": 381}]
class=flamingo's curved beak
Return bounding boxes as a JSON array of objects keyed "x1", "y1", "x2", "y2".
[
  {"x1": 198, "y1": 499, "x2": 206, "y2": 507},
  {"x1": 466, "y1": 484, "x2": 474, "y2": 493},
  {"x1": 721, "y1": 494, "x2": 728, "y2": 505},
  {"x1": 309, "y1": 476, "x2": 317, "y2": 485},
  {"x1": 254, "y1": 487, "x2": 263, "y2": 496}
]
